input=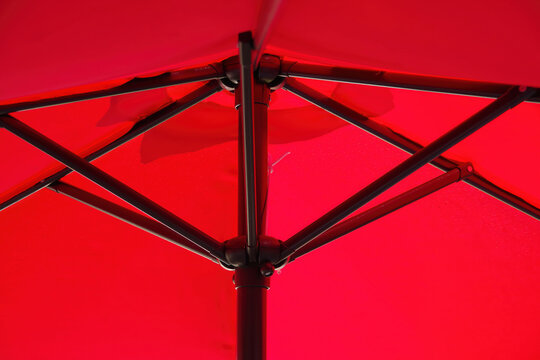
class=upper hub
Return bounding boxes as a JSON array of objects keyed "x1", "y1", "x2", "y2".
[{"x1": 219, "y1": 54, "x2": 284, "y2": 92}]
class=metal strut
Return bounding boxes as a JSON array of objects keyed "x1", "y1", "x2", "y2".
[
  {"x1": 279, "y1": 86, "x2": 536, "y2": 261},
  {"x1": 238, "y1": 32, "x2": 259, "y2": 263},
  {"x1": 290, "y1": 165, "x2": 472, "y2": 261},
  {"x1": 48, "y1": 181, "x2": 219, "y2": 263},
  {"x1": 283, "y1": 78, "x2": 540, "y2": 221},
  {"x1": 0, "y1": 81, "x2": 222, "y2": 212},
  {"x1": 280, "y1": 60, "x2": 540, "y2": 103},
  {"x1": 0, "y1": 114, "x2": 227, "y2": 263},
  {"x1": 0, "y1": 64, "x2": 224, "y2": 114},
  {"x1": 0, "y1": 47, "x2": 537, "y2": 360}
]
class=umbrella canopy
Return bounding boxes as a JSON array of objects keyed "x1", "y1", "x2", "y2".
[{"x1": 1, "y1": 1, "x2": 539, "y2": 359}]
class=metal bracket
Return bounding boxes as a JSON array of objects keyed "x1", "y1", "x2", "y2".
[
  {"x1": 257, "y1": 54, "x2": 281, "y2": 83},
  {"x1": 219, "y1": 53, "x2": 285, "y2": 91},
  {"x1": 458, "y1": 162, "x2": 474, "y2": 179},
  {"x1": 224, "y1": 235, "x2": 282, "y2": 272}
]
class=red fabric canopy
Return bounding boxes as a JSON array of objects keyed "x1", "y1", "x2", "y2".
[{"x1": 1, "y1": 1, "x2": 539, "y2": 359}]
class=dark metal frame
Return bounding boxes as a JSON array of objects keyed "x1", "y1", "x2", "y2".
[
  {"x1": 289, "y1": 165, "x2": 471, "y2": 261},
  {"x1": 48, "y1": 181, "x2": 218, "y2": 263},
  {"x1": 282, "y1": 79, "x2": 540, "y2": 221},
  {"x1": 0, "y1": 81, "x2": 222, "y2": 211},
  {"x1": 0, "y1": 63, "x2": 224, "y2": 114},
  {"x1": 239, "y1": 32, "x2": 260, "y2": 262},
  {"x1": 0, "y1": 114, "x2": 227, "y2": 262},
  {"x1": 279, "y1": 85, "x2": 535, "y2": 260},
  {"x1": 280, "y1": 61, "x2": 540, "y2": 103},
  {"x1": 235, "y1": 32, "x2": 272, "y2": 360},
  {"x1": 1, "y1": 33, "x2": 538, "y2": 359}
]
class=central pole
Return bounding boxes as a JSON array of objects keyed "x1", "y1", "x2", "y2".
[
  {"x1": 235, "y1": 81, "x2": 271, "y2": 360},
  {"x1": 235, "y1": 31, "x2": 271, "y2": 359},
  {"x1": 234, "y1": 266, "x2": 270, "y2": 360},
  {"x1": 236, "y1": 82, "x2": 270, "y2": 237}
]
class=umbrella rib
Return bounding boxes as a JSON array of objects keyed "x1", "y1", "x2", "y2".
[
  {"x1": 289, "y1": 166, "x2": 470, "y2": 261},
  {"x1": 48, "y1": 181, "x2": 219, "y2": 263},
  {"x1": 0, "y1": 63, "x2": 224, "y2": 114},
  {"x1": 280, "y1": 61, "x2": 540, "y2": 103},
  {"x1": 0, "y1": 115, "x2": 227, "y2": 263},
  {"x1": 239, "y1": 32, "x2": 259, "y2": 262},
  {"x1": 0, "y1": 81, "x2": 222, "y2": 212},
  {"x1": 279, "y1": 84, "x2": 536, "y2": 261},
  {"x1": 283, "y1": 79, "x2": 540, "y2": 221}
]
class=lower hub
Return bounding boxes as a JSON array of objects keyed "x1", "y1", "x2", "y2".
[{"x1": 223, "y1": 235, "x2": 283, "y2": 272}]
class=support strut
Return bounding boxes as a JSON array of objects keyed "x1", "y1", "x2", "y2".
[
  {"x1": 280, "y1": 86, "x2": 535, "y2": 261},
  {"x1": 238, "y1": 32, "x2": 259, "y2": 262},
  {"x1": 0, "y1": 63, "x2": 224, "y2": 114},
  {"x1": 237, "y1": 32, "x2": 271, "y2": 263},
  {"x1": 0, "y1": 81, "x2": 221, "y2": 212},
  {"x1": 290, "y1": 165, "x2": 471, "y2": 261},
  {"x1": 236, "y1": 82, "x2": 271, "y2": 252},
  {"x1": 0, "y1": 115, "x2": 226, "y2": 263},
  {"x1": 48, "y1": 181, "x2": 218, "y2": 263},
  {"x1": 283, "y1": 79, "x2": 540, "y2": 220},
  {"x1": 280, "y1": 60, "x2": 540, "y2": 103}
]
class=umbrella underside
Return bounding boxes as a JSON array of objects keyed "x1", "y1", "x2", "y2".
[{"x1": 1, "y1": 2, "x2": 539, "y2": 359}]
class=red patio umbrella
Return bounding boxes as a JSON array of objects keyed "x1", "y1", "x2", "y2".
[{"x1": 1, "y1": 1, "x2": 539, "y2": 359}]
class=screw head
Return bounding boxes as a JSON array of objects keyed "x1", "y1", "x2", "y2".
[{"x1": 260, "y1": 262, "x2": 275, "y2": 277}]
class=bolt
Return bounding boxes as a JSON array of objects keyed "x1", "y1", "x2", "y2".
[{"x1": 260, "y1": 262, "x2": 275, "y2": 277}]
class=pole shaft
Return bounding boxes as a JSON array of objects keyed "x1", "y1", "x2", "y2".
[
  {"x1": 235, "y1": 266, "x2": 269, "y2": 360},
  {"x1": 238, "y1": 32, "x2": 259, "y2": 262},
  {"x1": 236, "y1": 83, "x2": 270, "y2": 253},
  {"x1": 254, "y1": 85, "x2": 270, "y2": 234}
]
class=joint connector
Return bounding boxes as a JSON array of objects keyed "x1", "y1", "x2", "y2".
[
  {"x1": 258, "y1": 236, "x2": 282, "y2": 265},
  {"x1": 221, "y1": 56, "x2": 240, "y2": 86},
  {"x1": 458, "y1": 162, "x2": 474, "y2": 180},
  {"x1": 260, "y1": 262, "x2": 275, "y2": 277},
  {"x1": 224, "y1": 236, "x2": 248, "y2": 268},
  {"x1": 257, "y1": 54, "x2": 281, "y2": 83},
  {"x1": 221, "y1": 53, "x2": 285, "y2": 92},
  {"x1": 219, "y1": 260, "x2": 236, "y2": 271},
  {"x1": 224, "y1": 235, "x2": 284, "y2": 269}
]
